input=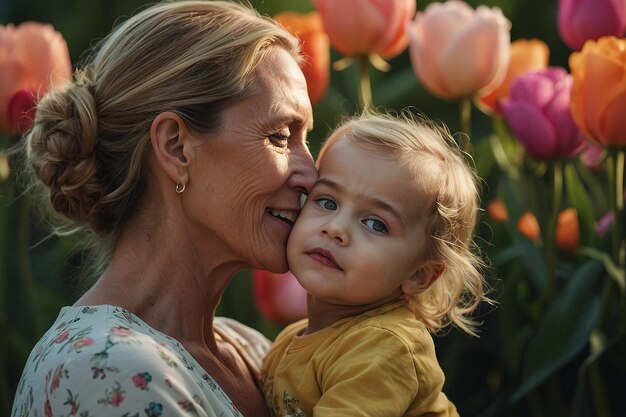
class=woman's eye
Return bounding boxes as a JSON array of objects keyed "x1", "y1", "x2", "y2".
[
  {"x1": 363, "y1": 218, "x2": 388, "y2": 234},
  {"x1": 316, "y1": 198, "x2": 337, "y2": 211},
  {"x1": 269, "y1": 131, "x2": 289, "y2": 147}
]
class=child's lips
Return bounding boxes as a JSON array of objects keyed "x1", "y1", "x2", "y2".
[{"x1": 305, "y1": 247, "x2": 341, "y2": 270}]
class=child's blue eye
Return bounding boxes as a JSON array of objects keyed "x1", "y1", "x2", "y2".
[
  {"x1": 317, "y1": 198, "x2": 337, "y2": 210},
  {"x1": 363, "y1": 218, "x2": 388, "y2": 233}
]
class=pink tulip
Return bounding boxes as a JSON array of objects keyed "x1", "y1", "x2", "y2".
[
  {"x1": 312, "y1": 0, "x2": 416, "y2": 58},
  {"x1": 407, "y1": 0, "x2": 511, "y2": 100},
  {"x1": 595, "y1": 212, "x2": 614, "y2": 237},
  {"x1": 500, "y1": 68, "x2": 585, "y2": 159},
  {"x1": 558, "y1": 0, "x2": 626, "y2": 50},
  {"x1": 0, "y1": 21, "x2": 72, "y2": 134},
  {"x1": 579, "y1": 142, "x2": 605, "y2": 169},
  {"x1": 253, "y1": 270, "x2": 308, "y2": 325}
]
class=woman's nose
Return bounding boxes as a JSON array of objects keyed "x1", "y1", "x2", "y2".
[{"x1": 288, "y1": 143, "x2": 317, "y2": 193}]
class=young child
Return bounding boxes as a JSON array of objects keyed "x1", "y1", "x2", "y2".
[{"x1": 261, "y1": 111, "x2": 489, "y2": 417}]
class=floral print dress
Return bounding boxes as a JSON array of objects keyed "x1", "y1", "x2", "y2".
[{"x1": 11, "y1": 305, "x2": 270, "y2": 417}]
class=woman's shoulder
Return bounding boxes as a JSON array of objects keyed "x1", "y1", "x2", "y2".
[
  {"x1": 12, "y1": 306, "x2": 242, "y2": 417},
  {"x1": 13, "y1": 305, "x2": 190, "y2": 392}
]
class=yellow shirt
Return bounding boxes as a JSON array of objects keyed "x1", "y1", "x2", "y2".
[{"x1": 261, "y1": 300, "x2": 459, "y2": 417}]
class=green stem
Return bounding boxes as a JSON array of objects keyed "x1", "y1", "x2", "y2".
[
  {"x1": 17, "y1": 193, "x2": 42, "y2": 338},
  {"x1": 357, "y1": 55, "x2": 372, "y2": 112},
  {"x1": 544, "y1": 160, "x2": 563, "y2": 303},
  {"x1": 589, "y1": 362, "x2": 611, "y2": 417},
  {"x1": 458, "y1": 96, "x2": 472, "y2": 153},
  {"x1": 490, "y1": 118, "x2": 520, "y2": 180},
  {"x1": 609, "y1": 149, "x2": 625, "y2": 282},
  {"x1": 607, "y1": 149, "x2": 626, "y2": 331},
  {"x1": 0, "y1": 151, "x2": 12, "y2": 417}
]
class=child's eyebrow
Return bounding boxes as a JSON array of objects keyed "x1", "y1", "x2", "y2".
[{"x1": 314, "y1": 177, "x2": 406, "y2": 227}]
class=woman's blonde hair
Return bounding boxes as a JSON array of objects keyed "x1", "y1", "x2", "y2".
[
  {"x1": 22, "y1": 0, "x2": 300, "y2": 245},
  {"x1": 319, "y1": 110, "x2": 490, "y2": 336}
]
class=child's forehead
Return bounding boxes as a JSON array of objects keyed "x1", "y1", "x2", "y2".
[{"x1": 317, "y1": 134, "x2": 395, "y2": 166}]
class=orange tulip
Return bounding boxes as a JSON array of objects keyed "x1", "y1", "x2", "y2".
[
  {"x1": 477, "y1": 39, "x2": 550, "y2": 115},
  {"x1": 0, "y1": 21, "x2": 72, "y2": 134},
  {"x1": 517, "y1": 211, "x2": 541, "y2": 242},
  {"x1": 569, "y1": 36, "x2": 626, "y2": 147},
  {"x1": 555, "y1": 208, "x2": 579, "y2": 252},
  {"x1": 312, "y1": 0, "x2": 416, "y2": 58},
  {"x1": 274, "y1": 11, "x2": 330, "y2": 104},
  {"x1": 487, "y1": 198, "x2": 509, "y2": 222}
]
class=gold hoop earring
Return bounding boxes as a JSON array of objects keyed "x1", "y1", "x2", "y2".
[{"x1": 175, "y1": 183, "x2": 186, "y2": 193}]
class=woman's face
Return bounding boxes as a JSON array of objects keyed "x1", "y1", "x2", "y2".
[{"x1": 186, "y1": 47, "x2": 316, "y2": 272}]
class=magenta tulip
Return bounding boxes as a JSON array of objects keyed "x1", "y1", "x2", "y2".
[
  {"x1": 558, "y1": 0, "x2": 626, "y2": 50},
  {"x1": 500, "y1": 68, "x2": 585, "y2": 159}
]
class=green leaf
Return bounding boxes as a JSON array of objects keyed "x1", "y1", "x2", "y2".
[
  {"x1": 578, "y1": 247, "x2": 625, "y2": 294},
  {"x1": 510, "y1": 260, "x2": 604, "y2": 402}
]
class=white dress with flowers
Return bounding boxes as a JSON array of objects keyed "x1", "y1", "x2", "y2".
[{"x1": 10, "y1": 305, "x2": 271, "y2": 417}]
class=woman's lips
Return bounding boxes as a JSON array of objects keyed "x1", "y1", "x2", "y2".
[{"x1": 305, "y1": 247, "x2": 341, "y2": 270}]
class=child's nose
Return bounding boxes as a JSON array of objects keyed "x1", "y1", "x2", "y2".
[{"x1": 321, "y1": 216, "x2": 349, "y2": 245}]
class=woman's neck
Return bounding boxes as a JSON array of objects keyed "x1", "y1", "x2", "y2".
[{"x1": 74, "y1": 215, "x2": 244, "y2": 351}]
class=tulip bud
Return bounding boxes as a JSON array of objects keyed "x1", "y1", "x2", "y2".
[
  {"x1": 274, "y1": 11, "x2": 330, "y2": 104},
  {"x1": 487, "y1": 198, "x2": 509, "y2": 222},
  {"x1": 407, "y1": 0, "x2": 511, "y2": 100},
  {"x1": 517, "y1": 212, "x2": 541, "y2": 242},
  {"x1": 0, "y1": 22, "x2": 72, "y2": 135},
  {"x1": 477, "y1": 39, "x2": 549, "y2": 115},
  {"x1": 558, "y1": 0, "x2": 626, "y2": 50},
  {"x1": 312, "y1": 0, "x2": 416, "y2": 58},
  {"x1": 555, "y1": 208, "x2": 579, "y2": 252},
  {"x1": 595, "y1": 212, "x2": 614, "y2": 238},
  {"x1": 253, "y1": 270, "x2": 308, "y2": 325},
  {"x1": 569, "y1": 36, "x2": 626, "y2": 148},
  {"x1": 500, "y1": 68, "x2": 585, "y2": 159}
]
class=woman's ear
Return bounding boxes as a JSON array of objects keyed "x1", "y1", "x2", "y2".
[
  {"x1": 150, "y1": 111, "x2": 193, "y2": 187},
  {"x1": 402, "y1": 262, "x2": 445, "y2": 297}
]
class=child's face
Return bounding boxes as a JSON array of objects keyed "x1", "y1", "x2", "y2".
[{"x1": 287, "y1": 136, "x2": 432, "y2": 307}]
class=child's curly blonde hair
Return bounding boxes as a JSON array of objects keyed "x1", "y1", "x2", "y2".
[{"x1": 319, "y1": 110, "x2": 491, "y2": 336}]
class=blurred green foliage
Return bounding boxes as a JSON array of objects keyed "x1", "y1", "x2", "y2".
[{"x1": 2, "y1": 1, "x2": 625, "y2": 417}]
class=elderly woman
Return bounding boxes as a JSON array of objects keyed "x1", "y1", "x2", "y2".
[{"x1": 11, "y1": 1, "x2": 316, "y2": 416}]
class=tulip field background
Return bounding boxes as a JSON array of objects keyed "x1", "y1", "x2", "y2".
[{"x1": 2, "y1": 0, "x2": 626, "y2": 416}]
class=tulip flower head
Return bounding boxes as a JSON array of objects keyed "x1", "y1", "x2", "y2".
[
  {"x1": 569, "y1": 36, "x2": 626, "y2": 148},
  {"x1": 253, "y1": 269, "x2": 308, "y2": 325},
  {"x1": 274, "y1": 11, "x2": 330, "y2": 105},
  {"x1": 517, "y1": 211, "x2": 541, "y2": 242},
  {"x1": 555, "y1": 208, "x2": 579, "y2": 253},
  {"x1": 312, "y1": 0, "x2": 416, "y2": 59},
  {"x1": 407, "y1": 0, "x2": 511, "y2": 100},
  {"x1": 558, "y1": 0, "x2": 626, "y2": 51},
  {"x1": 500, "y1": 67, "x2": 585, "y2": 160},
  {"x1": 487, "y1": 198, "x2": 509, "y2": 222},
  {"x1": 0, "y1": 21, "x2": 72, "y2": 135},
  {"x1": 477, "y1": 39, "x2": 550, "y2": 115}
]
